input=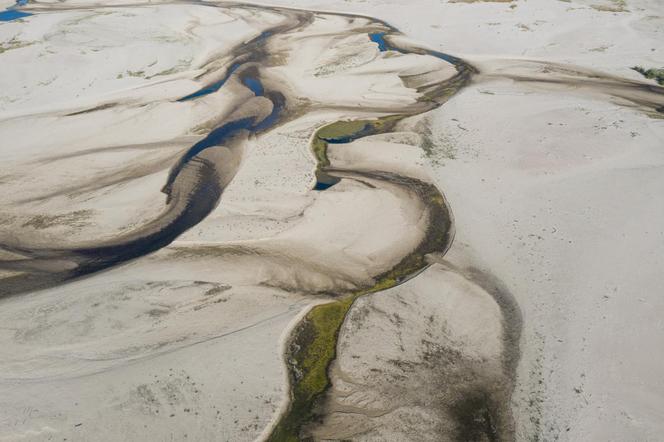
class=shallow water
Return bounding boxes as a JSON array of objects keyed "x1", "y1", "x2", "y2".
[
  {"x1": 166, "y1": 73, "x2": 283, "y2": 195},
  {"x1": 369, "y1": 32, "x2": 387, "y2": 52},
  {"x1": 242, "y1": 76, "x2": 264, "y2": 96},
  {"x1": 177, "y1": 29, "x2": 273, "y2": 102},
  {"x1": 313, "y1": 181, "x2": 335, "y2": 190},
  {"x1": 368, "y1": 31, "x2": 459, "y2": 65},
  {"x1": 177, "y1": 62, "x2": 241, "y2": 101},
  {"x1": 0, "y1": 9, "x2": 31, "y2": 21}
]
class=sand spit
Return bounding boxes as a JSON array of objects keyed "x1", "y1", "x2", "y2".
[{"x1": 1, "y1": 0, "x2": 663, "y2": 441}]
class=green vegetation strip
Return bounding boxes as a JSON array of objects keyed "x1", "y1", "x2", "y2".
[{"x1": 267, "y1": 292, "x2": 371, "y2": 442}]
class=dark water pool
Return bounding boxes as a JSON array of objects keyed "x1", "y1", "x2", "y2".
[
  {"x1": 314, "y1": 181, "x2": 335, "y2": 191},
  {"x1": 166, "y1": 73, "x2": 284, "y2": 194},
  {"x1": 0, "y1": 9, "x2": 31, "y2": 21},
  {"x1": 177, "y1": 29, "x2": 274, "y2": 102},
  {"x1": 369, "y1": 32, "x2": 387, "y2": 52},
  {"x1": 368, "y1": 31, "x2": 460, "y2": 65},
  {"x1": 178, "y1": 62, "x2": 241, "y2": 102},
  {"x1": 242, "y1": 76, "x2": 264, "y2": 96}
]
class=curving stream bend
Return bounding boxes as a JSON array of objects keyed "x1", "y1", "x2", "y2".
[{"x1": 0, "y1": 1, "x2": 663, "y2": 441}]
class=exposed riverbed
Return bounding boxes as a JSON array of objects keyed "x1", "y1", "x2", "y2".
[{"x1": 1, "y1": 1, "x2": 663, "y2": 441}]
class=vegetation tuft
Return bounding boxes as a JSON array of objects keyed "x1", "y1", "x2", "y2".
[{"x1": 632, "y1": 66, "x2": 664, "y2": 85}]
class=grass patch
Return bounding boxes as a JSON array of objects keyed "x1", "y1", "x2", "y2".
[
  {"x1": 311, "y1": 136, "x2": 329, "y2": 169},
  {"x1": 316, "y1": 120, "x2": 368, "y2": 141},
  {"x1": 632, "y1": 66, "x2": 664, "y2": 85},
  {"x1": 268, "y1": 295, "x2": 358, "y2": 442}
]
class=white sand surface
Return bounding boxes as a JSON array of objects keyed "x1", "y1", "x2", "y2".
[
  {"x1": 0, "y1": 260, "x2": 311, "y2": 441},
  {"x1": 423, "y1": 82, "x2": 664, "y2": 441},
  {"x1": 1, "y1": 0, "x2": 663, "y2": 440}
]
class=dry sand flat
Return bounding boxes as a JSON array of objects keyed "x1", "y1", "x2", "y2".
[{"x1": 0, "y1": 0, "x2": 663, "y2": 441}]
